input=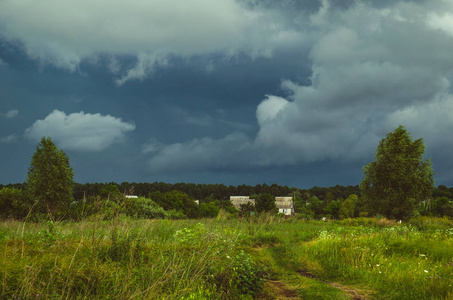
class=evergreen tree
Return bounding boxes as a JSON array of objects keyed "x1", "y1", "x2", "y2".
[
  {"x1": 360, "y1": 126, "x2": 434, "y2": 220},
  {"x1": 26, "y1": 137, "x2": 74, "y2": 218}
]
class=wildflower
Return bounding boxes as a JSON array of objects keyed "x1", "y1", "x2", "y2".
[
  {"x1": 424, "y1": 270, "x2": 428, "y2": 273},
  {"x1": 376, "y1": 264, "x2": 380, "y2": 267}
]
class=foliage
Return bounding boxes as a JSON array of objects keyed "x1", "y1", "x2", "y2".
[
  {"x1": 339, "y1": 194, "x2": 358, "y2": 219},
  {"x1": 254, "y1": 193, "x2": 277, "y2": 213},
  {"x1": 198, "y1": 202, "x2": 220, "y2": 218},
  {"x1": 229, "y1": 250, "x2": 265, "y2": 297},
  {"x1": 323, "y1": 199, "x2": 341, "y2": 219},
  {"x1": 26, "y1": 137, "x2": 74, "y2": 218},
  {"x1": 360, "y1": 126, "x2": 434, "y2": 220},
  {"x1": 307, "y1": 196, "x2": 324, "y2": 218},
  {"x1": 239, "y1": 202, "x2": 255, "y2": 217},
  {"x1": 1, "y1": 217, "x2": 453, "y2": 299},
  {"x1": 0, "y1": 187, "x2": 33, "y2": 219},
  {"x1": 154, "y1": 190, "x2": 198, "y2": 218},
  {"x1": 124, "y1": 196, "x2": 167, "y2": 219},
  {"x1": 98, "y1": 184, "x2": 122, "y2": 200}
]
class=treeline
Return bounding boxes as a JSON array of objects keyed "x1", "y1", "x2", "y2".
[
  {"x1": 1, "y1": 181, "x2": 452, "y2": 220},
  {"x1": 1, "y1": 182, "x2": 362, "y2": 202}
]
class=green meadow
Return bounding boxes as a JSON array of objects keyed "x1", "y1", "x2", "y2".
[{"x1": 1, "y1": 214, "x2": 453, "y2": 299}]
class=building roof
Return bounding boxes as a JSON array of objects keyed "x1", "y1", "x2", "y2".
[
  {"x1": 230, "y1": 196, "x2": 255, "y2": 210},
  {"x1": 275, "y1": 197, "x2": 293, "y2": 209}
]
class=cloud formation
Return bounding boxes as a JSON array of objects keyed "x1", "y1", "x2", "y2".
[
  {"x1": 0, "y1": 134, "x2": 18, "y2": 144},
  {"x1": 24, "y1": 110, "x2": 135, "y2": 151},
  {"x1": 142, "y1": 0, "x2": 453, "y2": 177},
  {"x1": 1, "y1": 110, "x2": 19, "y2": 118},
  {"x1": 0, "y1": 0, "x2": 305, "y2": 83}
]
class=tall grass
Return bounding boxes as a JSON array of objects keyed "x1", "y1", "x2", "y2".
[
  {"x1": 1, "y1": 215, "x2": 452, "y2": 299},
  {"x1": 274, "y1": 218, "x2": 453, "y2": 299},
  {"x1": 0, "y1": 217, "x2": 265, "y2": 299}
]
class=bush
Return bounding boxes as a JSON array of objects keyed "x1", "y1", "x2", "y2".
[
  {"x1": 0, "y1": 187, "x2": 33, "y2": 219},
  {"x1": 125, "y1": 197, "x2": 167, "y2": 219}
]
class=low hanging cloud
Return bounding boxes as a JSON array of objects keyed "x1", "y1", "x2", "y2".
[
  {"x1": 0, "y1": 0, "x2": 306, "y2": 84},
  {"x1": 24, "y1": 110, "x2": 135, "y2": 151},
  {"x1": 143, "y1": 0, "x2": 453, "y2": 178}
]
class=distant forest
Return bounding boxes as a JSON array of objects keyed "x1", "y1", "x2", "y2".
[{"x1": 2, "y1": 181, "x2": 452, "y2": 202}]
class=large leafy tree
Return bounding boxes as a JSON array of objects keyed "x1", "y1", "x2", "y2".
[
  {"x1": 27, "y1": 137, "x2": 74, "y2": 217},
  {"x1": 254, "y1": 193, "x2": 277, "y2": 213},
  {"x1": 360, "y1": 126, "x2": 434, "y2": 220}
]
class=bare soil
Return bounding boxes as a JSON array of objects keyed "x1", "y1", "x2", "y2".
[{"x1": 297, "y1": 269, "x2": 370, "y2": 300}]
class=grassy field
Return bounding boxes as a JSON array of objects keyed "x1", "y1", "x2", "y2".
[{"x1": 1, "y1": 214, "x2": 453, "y2": 299}]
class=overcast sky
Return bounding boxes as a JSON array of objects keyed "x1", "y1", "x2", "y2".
[{"x1": 1, "y1": 0, "x2": 452, "y2": 188}]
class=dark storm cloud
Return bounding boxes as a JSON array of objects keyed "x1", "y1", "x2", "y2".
[
  {"x1": 0, "y1": 0, "x2": 309, "y2": 84},
  {"x1": 140, "y1": 0, "x2": 453, "y2": 184},
  {"x1": 1, "y1": 0, "x2": 453, "y2": 186}
]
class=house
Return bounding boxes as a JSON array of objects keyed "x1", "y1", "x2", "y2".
[
  {"x1": 275, "y1": 196, "x2": 294, "y2": 216},
  {"x1": 230, "y1": 196, "x2": 255, "y2": 210}
]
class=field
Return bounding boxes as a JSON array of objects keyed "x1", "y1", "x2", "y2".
[{"x1": 1, "y1": 214, "x2": 453, "y2": 299}]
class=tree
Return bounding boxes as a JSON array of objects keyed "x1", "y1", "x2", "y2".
[
  {"x1": 0, "y1": 187, "x2": 32, "y2": 219},
  {"x1": 26, "y1": 137, "x2": 74, "y2": 217},
  {"x1": 339, "y1": 194, "x2": 358, "y2": 219},
  {"x1": 99, "y1": 184, "x2": 122, "y2": 201},
  {"x1": 323, "y1": 199, "x2": 341, "y2": 219},
  {"x1": 254, "y1": 193, "x2": 277, "y2": 213},
  {"x1": 360, "y1": 126, "x2": 434, "y2": 220}
]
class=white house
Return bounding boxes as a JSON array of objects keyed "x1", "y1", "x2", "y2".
[
  {"x1": 275, "y1": 197, "x2": 294, "y2": 216},
  {"x1": 230, "y1": 196, "x2": 255, "y2": 210}
]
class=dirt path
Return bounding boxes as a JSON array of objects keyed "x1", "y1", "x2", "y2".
[
  {"x1": 297, "y1": 269, "x2": 370, "y2": 300},
  {"x1": 262, "y1": 280, "x2": 301, "y2": 300}
]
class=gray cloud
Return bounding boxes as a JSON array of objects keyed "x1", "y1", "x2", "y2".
[
  {"x1": 1, "y1": 109, "x2": 18, "y2": 118},
  {"x1": 144, "y1": 132, "x2": 254, "y2": 173},
  {"x1": 0, "y1": 0, "x2": 306, "y2": 83},
  {"x1": 142, "y1": 0, "x2": 453, "y2": 177},
  {"x1": 0, "y1": 134, "x2": 18, "y2": 143},
  {"x1": 24, "y1": 110, "x2": 135, "y2": 151}
]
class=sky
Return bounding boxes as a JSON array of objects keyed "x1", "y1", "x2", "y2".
[{"x1": 1, "y1": 0, "x2": 452, "y2": 188}]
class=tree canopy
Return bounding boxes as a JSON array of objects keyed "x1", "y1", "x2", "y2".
[
  {"x1": 26, "y1": 137, "x2": 74, "y2": 217},
  {"x1": 360, "y1": 126, "x2": 434, "y2": 220}
]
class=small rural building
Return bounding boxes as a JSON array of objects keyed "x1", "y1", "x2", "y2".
[
  {"x1": 275, "y1": 196, "x2": 294, "y2": 216},
  {"x1": 230, "y1": 196, "x2": 255, "y2": 210}
]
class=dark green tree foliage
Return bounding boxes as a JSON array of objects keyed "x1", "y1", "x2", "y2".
[
  {"x1": 0, "y1": 187, "x2": 32, "y2": 219},
  {"x1": 26, "y1": 137, "x2": 74, "y2": 217},
  {"x1": 339, "y1": 194, "x2": 358, "y2": 219},
  {"x1": 360, "y1": 126, "x2": 434, "y2": 220},
  {"x1": 239, "y1": 202, "x2": 255, "y2": 216},
  {"x1": 99, "y1": 184, "x2": 122, "y2": 200},
  {"x1": 198, "y1": 202, "x2": 220, "y2": 218},
  {"x1": 254, "y1": 193, "x2": 277, "y2": 213},
  {"x1": 323, "y1": 199, "x2": 341, "y2": 219}
]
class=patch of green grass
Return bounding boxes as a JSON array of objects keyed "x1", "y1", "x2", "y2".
[{"x1": 1, "y1": 216, "x2": 452, "y2": 299}]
